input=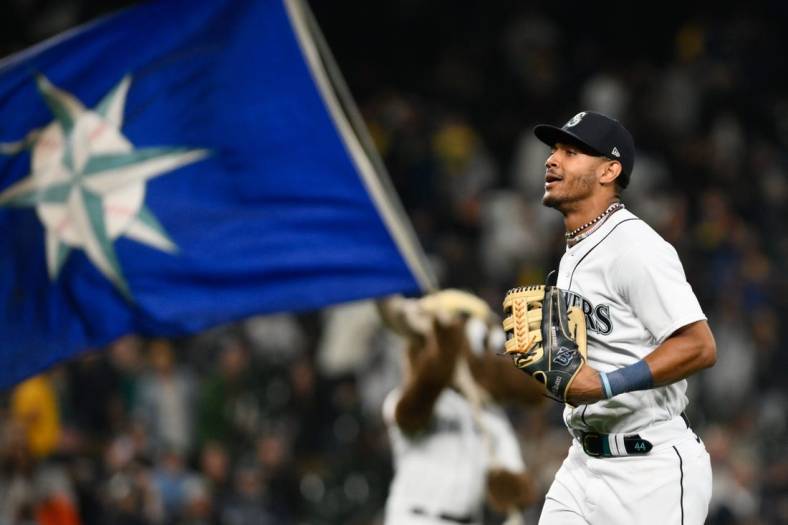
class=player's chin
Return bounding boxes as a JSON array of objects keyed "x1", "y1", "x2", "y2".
[{"x1": 542, "y1": 191, "x2": 562, "y2": 209}]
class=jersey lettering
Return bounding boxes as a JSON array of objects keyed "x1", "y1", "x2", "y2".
[
  {"x1": 562, "y1": 290, "x2": 613, "y2": 335},
  {"x1": 595, "y1": 304, "x2": 612, "y2": 334}
]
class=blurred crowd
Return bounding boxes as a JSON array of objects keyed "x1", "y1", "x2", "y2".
[{"x1": 1, "y1": 1, "x2": 787, "y2": 524}]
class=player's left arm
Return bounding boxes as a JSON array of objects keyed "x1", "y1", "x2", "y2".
[
  {"x1": 566, "y1": 239, "x2": 716, "y2": 406},
  {"x1": 642, "y1": 319, "x2": 716, "y2": 385},
  {"x1": 567, "y1": 320, "x2": 716, "y2": 405}
]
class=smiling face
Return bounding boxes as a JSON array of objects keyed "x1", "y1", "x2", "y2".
[{"x1": 542, "y1": 142, "x2": 617, "y2": 212}]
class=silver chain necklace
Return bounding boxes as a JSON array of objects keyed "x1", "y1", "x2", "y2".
[{"x1": 565, "y1": 202, "x2": 625, "y2": 241}]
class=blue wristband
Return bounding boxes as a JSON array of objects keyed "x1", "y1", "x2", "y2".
[
  {"x1": 599, "y1": 372, "x2": 613, "y2": 399},
  {"x1": 605, "y1": 360, "x2": 654, "y2": 397}
]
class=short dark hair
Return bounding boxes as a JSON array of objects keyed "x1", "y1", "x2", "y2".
[{"x1": 615, "y1": 168, "x2": 630, "y2": 190}]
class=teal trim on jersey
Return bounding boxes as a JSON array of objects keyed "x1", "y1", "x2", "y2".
[{"x1": 602, "y1": 437, "x2": 611, "y2": 456}]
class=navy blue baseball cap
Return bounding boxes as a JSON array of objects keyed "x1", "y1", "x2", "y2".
[{"x1": 534, "y1": 111, "x2": 635, "y2": 187}]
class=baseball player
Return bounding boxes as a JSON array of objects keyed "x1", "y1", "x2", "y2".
[
  {"x1": 510, "y1": 111, "x2": 717, "y2": 524},
  {"x1": 378, "y1": 293, "x2": 542, "y2": 524}
]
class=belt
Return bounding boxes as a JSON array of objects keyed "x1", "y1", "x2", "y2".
[
  {"x1": 580, "y1": 412, "x2": 691, "y2": 458},
  {"x1": 581, "y1": 432, "x2": 652, "y2": 457},
  {"x1": 410, "y1": 507, "x2": 476, "y2": 524}
]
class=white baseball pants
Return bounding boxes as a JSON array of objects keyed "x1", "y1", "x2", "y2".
[{"x1": 539, "y1": 418, "x2": 712, "y2": 524}]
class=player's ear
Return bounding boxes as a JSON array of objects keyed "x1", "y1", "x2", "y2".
[{"x1": 599, "y1": 159, "x2": 622, "y2": 186}]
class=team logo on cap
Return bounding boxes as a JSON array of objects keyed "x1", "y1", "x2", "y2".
[
  {"x1": 611, "y1": 147, "x2": 620, "y2": 157},
  {"x1": 565, "y1": 112, "x2": 586, "y2": 128}
]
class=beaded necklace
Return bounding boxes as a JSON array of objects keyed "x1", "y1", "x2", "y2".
[{"x1": 565, "y1": 202, "x2": 625, "y2": 244}]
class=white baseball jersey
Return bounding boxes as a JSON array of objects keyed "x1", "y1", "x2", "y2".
[
  {"x1": 556, "y1": 208, "x2": 706, "y2": 435},
  {"x1": 382, "y1": 387, "x2": 525, "y2": 525}
]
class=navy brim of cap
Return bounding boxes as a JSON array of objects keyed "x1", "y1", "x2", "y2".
[{"x1": 533, "y1": 124, "x2": 604, "y2": 157}]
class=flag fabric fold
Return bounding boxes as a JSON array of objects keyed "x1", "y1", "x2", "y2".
[{"x1": 0, "y1": 0, "x2": 433, "y2": 388}]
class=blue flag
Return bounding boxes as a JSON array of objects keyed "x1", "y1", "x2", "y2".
[{"x1": 0, "y1": 0, "x2": 434, "y2": 388}]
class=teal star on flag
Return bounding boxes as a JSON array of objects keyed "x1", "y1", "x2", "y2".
[{"x1": 0, "y1": 74, "x2": 208, "y2": 299}]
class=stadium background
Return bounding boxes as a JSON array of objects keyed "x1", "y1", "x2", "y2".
[{"x1": 1, "y1": 1, "x2": 786, "y2": 523}]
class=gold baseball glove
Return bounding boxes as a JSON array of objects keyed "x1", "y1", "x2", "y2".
[{"x1": 502, "y1": 285, "x2": 587, "y2": 403}]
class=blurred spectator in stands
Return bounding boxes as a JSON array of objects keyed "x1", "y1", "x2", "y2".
[
  {"x1": 705, "y1": 424, "x2": 759, "y2": 524},
  {"x1": 243, "y1": 313, "x2": 307, "y2": 365},
  {"x1": 134, "y1": 339, "x2": 196, "y2": 457},
  {"x1": 254, "y1": 426, "x2": 299, "y2": 520},
  {"x1": 0, "y1": 417, "x2": 82, "y2": 524},
  {"x1": 287, "y1": 356, "x2": 332, "y2": 459},
  {"x1": 10, "y1": 373, "x2": 60, "y2": 459},
  {"x1": 220, "y1": 461, "x2": 280, "y2": 525},
  {"x1": 107, "y1": 335, "x2": 145, "y2": 420},
  {"x1": 198, "y1": 440, "x2": 232, "y2": 519},
  {"x1": 757, "y1": 392, "x2": 788, "y2": 522},
  {"x1": 66, "y1": 353, "x2": 122, "y2": 442},
  {"x1": 177, "y1": 476, "x2": 213, "y2": 525},
  {"x1": 701, "y1": 298, "x2": 756, "y2": 422},
  {"x1": 151, "y1": 447, "x2": 200, "y2": 522},
  {"x1": 100, "y1": 457, "x2": 162, "y2": 524},
  {"x1": 197, "y1": 336, "x2": 262, "y2": 457}
]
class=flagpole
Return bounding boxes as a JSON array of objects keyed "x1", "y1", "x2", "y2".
[{"x1": 284, "y1": 0, "x2": 438, "y2": 294}]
